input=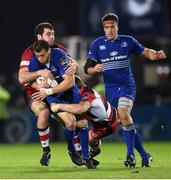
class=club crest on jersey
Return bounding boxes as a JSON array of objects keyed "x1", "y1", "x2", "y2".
[
  {"x1": 121, "y1": 42, "x2": 128, "y2": 47},
  {"x1": 99, "y1": 45, "x2": 106, "y2": 50},
  {"x1": 51, "y1": 65, "x2": 57, "y2": 72}
]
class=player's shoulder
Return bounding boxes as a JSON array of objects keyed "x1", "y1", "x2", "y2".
[
  {"x1": 118, "y1": 35, "x2": 136, "y2": 43},
  {"x1": 91, "y1": 36, "x2": 106, "y2": 46},
  {"x1": 118, "y1": 35, "x2": 134, "y2": 40},
  {"x1": 21, "y1": 45, "x2": 34, "y2": 60},
  {"x1": 52, "y1": 43, "x2": 67, "y2": 52},
  {"x1": 22, "y1": 45, "x2": 33, "y2": 54}
]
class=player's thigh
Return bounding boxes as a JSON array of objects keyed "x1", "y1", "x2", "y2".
[{"x1": 30, "y1": 100, "x2": 48, "y2": 116}]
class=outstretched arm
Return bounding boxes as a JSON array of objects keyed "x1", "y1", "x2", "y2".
[
  {"x1": 142, "y1": 48, "x2": 167, "y2": 61},
  {"x1": 51, "y1": 101, "x2": 91, "y2": 114},
  {"x1": 18, "y1": 67, "x2": 54, "y2": 85}
]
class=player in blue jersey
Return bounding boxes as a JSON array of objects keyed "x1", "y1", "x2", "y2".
[
  {"x1": 29, "y1": 40, "x2": 96, "y2": 169},
  {"x1": 84, "y1": 13, "x2": 166, "y2": 167}
]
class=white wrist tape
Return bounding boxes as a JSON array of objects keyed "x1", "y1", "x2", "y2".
[{"x1": 45, "y1": 88, "x2": 53, "y2": 95}]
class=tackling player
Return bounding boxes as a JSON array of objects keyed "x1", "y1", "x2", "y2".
[{"x1": 51, "y1": 75, "x2": 119, "y2": 162}]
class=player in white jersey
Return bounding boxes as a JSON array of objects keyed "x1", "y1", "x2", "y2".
[{"x1": 51, "y1": 75, "x2": 119, "y2": 160}]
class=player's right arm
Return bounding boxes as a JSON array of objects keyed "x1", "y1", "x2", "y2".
[
  {"x1": 84, "y1": 59, "x2": 103, "y2": 75},
  {"x1": 18, "y1": 48, "x2": 53, "y2": 85},
  {"x1": 51, "y1": 100, "x2": 91, "y2": 114},
  {"x1": 84, "y1": 40, "x2": 103, "y2": 75}
]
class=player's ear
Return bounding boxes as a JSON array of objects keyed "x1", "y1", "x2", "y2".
[{"x1": 37, "y1": 34, "x2": 41, "y2": 40}]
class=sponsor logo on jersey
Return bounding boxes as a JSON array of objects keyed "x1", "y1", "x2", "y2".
[
  {"x1": 121, "y1": 42, "x2": 128, "y2": 47},
  {"x1": 99, "y1": 45, "x2": 106, "y2": 50},
  {"x1": 110, "y1": 51, "x2": 118, "y2": 56}
]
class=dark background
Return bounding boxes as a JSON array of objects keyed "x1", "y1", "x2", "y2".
[
  {"x1": 0, "y1": 0, "x2": 171, "y2": 142},
  {"x1": 0, "y1": 0, "x2": 171, "y2": 79},
  {"x1": 1, "y1": 0, "x2": 80, "y2": 79}
]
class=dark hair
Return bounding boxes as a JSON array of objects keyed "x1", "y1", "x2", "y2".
[
  {"x1": 33, "y1": 40, "x2": 50, "y2": 53},
  {"x1": 102, "y1": 13, "x2": 119, "y2": 23},
  {"x1": 34, "y1": 22, "x2": 54, "y2": 40}
]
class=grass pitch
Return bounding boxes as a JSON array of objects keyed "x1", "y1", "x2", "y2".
[{"x1": 0, "y1": 141, "x2": 171, "y2": 179}]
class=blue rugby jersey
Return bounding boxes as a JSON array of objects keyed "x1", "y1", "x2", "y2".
[
  {"x1": 29, "y1": 48, "x2": 80, "y2": 104},
  {"x1": 87, "y1": 35, "x2": 144, "y2": 88}
]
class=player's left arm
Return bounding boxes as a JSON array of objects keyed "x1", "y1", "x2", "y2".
[
  {"x1": 51, "y1": 101, "x2": 91, "y2": 114},
  {"x1": 142, "y1": 48, "x2": 167, "y2": 61},
  {"x1": 31, "y1": 73, "x2": 75, "y2": 100}
]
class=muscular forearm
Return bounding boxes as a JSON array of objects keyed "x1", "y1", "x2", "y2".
[
  {"x1": 142, "y1": 48, "x2": 156, "y2": 60},
  {"x1": 51, "y1": 76, "x2": 74, "y2": 94},
  {"x1": 87, "y1": 67, "x2": 97, "y2": 75},
  {"x1": 55, "y1": 104, "x2": 86, "y2": 114},
  {"x1": 51, "y1": 101, "x2": 91, "y2": 114},
  {"x1": 18, "y1": 69, "x2": 40, "y2": 85}
]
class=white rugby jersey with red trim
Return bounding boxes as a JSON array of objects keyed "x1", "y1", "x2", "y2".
[{"x1": 80, "y1": 86, "x2": 116, "y2": 123}]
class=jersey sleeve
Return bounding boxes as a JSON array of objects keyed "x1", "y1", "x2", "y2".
[
  {"x1": 130, "y1": 36, "x2": 145, "y2": 55},
  {"x1": 20, "y1": 48, "x2": 34, "y2": 69},
  {"x1": 57, "y1": 44, "x2": 70, "y2": 57},
  {"x1": 28, "y1": 58, "x2": 40, "y2": 72},
  {"x1": 54, "y1": 49, "x2": 69, "y2": 75},
  {"x1": 87, "y1": 41, "x2": 99, "y2": 62}
]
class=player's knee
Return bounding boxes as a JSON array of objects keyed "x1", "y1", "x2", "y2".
[
  {"x1": 38, "y1": 108, "x2": 49, "y2": 121},
  {"x1": 66, "y1": 118, "x2": 76, "y2": 131},
  {"x1": 118, "y1": 108, "x2": 127, "y2": 119},
  {"x1": 118, "y1": 109, "x2": 133, "y2": 126}
]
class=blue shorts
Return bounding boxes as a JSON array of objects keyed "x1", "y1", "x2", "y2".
[
  {"x1": 105, "y1": 85, "x2": 136, "y2": 108},
  {"x1": 46, "y1": 91, "x2": 81, "y2": 105}
]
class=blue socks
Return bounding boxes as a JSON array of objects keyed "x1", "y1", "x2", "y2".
[
  {"x1": 122, "y1": 124, "x2": 135, "y2": 157},
  {"x1": 77, "y1": 127, "x2": 89, "y2": 158},
  {"x1": 122, "y1": 124, "x2": 148, "y2": 159},
  {"x1": 65, "y1": 128, "x2": 75, "y2": 152},
  {"x1": 134, "y1": 130, "x2": 148, "y2": 159}
]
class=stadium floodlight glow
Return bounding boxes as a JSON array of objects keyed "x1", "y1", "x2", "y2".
[{"x1": 124, "y1": 0, "x2": 154, "y2": 17}]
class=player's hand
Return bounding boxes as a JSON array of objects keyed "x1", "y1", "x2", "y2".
[
  {"x1": 76, "y1": 119, "x2": 88, "y2": 128},
  {"x1": 51, "y1": 103, "x2": 60, "y2": 112},
  {"x1": 38, "y1": 69, "x2": 54, "y2": 80},
  {"x1": 31, "y1": 88, "x2": 48, "y2": 101},
  {"x1": 94, "y1": 64, "x2": 103, "y2": 72},
  {"x1": 150, "y1": 50, "x2": 167, "y2": 60}
]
